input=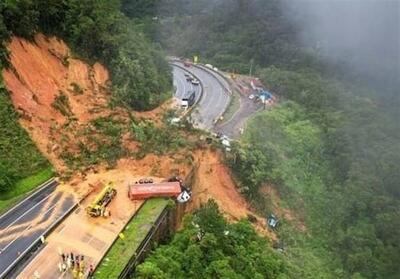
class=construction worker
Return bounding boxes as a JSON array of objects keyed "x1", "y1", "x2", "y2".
[
  {"x1": 72, "y1": 268, "x2": 78, "y2": 279},
  {"x1": 67, "y1": 256, "x2": 72, "y2": 270},
  {"x1": 58, "y1": 262, "x2": 63, "y2": 273}
]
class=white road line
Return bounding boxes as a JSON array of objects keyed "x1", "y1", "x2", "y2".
[
  {"x1": 0, "y1": 224, "x2": 33, "y2": 253},
  {"x1": 175, "y1": 68, "x2": 187, "y2": 99},
  {"x1": 0, "y1": 201, "x2": 59, "y2": 253},
  {"x1": 0, "y1": 192, "x2": 56, "y2": 236},
  {"x1": 0, "y1": 179, "x2": 55, "y2": 221}
]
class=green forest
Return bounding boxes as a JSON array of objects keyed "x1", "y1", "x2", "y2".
[
  {"x1": 0, "y1": 75, "x2": 51, "y2": 196},
  {"x1": 0, "y1": 1, "x2": 172, "y2": 195},
  {"x1": 0, "y1": 0, "x2": 398, "y2": 278},
  {"x1": 135, "y1": 200, "x2": 291, "y2": 279},
  {"x1": 132, "y1": 0, "x2": 399, "y2": 278}
]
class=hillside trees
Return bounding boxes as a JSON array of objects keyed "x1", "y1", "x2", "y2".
[
  {"x1": 135, "y1": 200, "x2": 291, "y2": 279},
  {"x1": 0, "y1": 0, "x2": 172, "y2": 193},
  {"x1": 0, "y1": 0, "x2": 172, "y2": 111},
  {"x1": 228, "y1": 69, "x2": 400, "y2": 278},
  {"x1": 0, "y1": 77, "x2": 49, "y2": 192}
]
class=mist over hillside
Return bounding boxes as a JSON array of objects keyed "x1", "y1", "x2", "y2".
[
  {"x1": 120, "y1": 1, "x2": 400, "y2": 278},
  {"x1": 281, "y1": 0, "x2": 400, "y2": 92}
]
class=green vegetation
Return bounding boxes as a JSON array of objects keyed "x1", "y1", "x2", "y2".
[
  {"x1": 61, "y1": 116, "x2": 127, "y2": 169},
  {"x1": 135, "y1": 200, "x2": 290, "y2": 278},
  {"x1": 0, "y1": 0, "x2": 174, "y2": 207},
  {"x1": 131, "y1": 118, "x2": 188, "y2": 158},
  {"x1": 52, "y1": 91, "x2": 73, "y2": 117},
  {"x1": 228, "y1": 79, "x2": 400, "y2": 278},
  {"x1": 0, "y1": 0, "x2": 172, "y2": 111},
  {"x1": 70, "y1": 82, "x2": 83, "y2": 95},
  {"x1": 149, "y1": 1, "x2": 399, "y2": 278},
  {"x1": 95, "y1": 198, "x2": 169, "y2": 279},
  {"x1": 0, "y1": 80, "x2": 50, "y2": 193},
  {"x1": 60, "y1": 111, "x2": 195, "y2": 170},
  {"x1": 0, "y1": 167, "x2": 53, "y2": 213},
  {"x1": 220, "y1": 90, "x2": 240, "y2": 124}
]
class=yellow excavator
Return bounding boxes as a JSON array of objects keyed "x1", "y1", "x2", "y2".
[{"x1": 86, "y1": 183, "x2": 117, "y2": 217}]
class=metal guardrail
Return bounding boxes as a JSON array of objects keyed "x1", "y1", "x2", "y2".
[
  {"x1": 170, "y1": 62, "x2": 205, "y2": 109},
  {"x1": 0, "y1": 178, "x2": 56, "y2": 220},
  {"x1": 170, "y1": 59, "x2": 234, "y2": 129},
  {"x1": 190, "y1": 63, "x2": 232, "y2": 125},
  {"x1": 92, "y1": 201, "x2": 148, "y2": 275}
]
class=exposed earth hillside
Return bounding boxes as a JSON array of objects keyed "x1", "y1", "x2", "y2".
[{"x1": 1, "y1": 34, "x2": 272, "y2": 236}]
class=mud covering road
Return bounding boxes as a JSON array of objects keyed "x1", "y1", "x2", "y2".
[{"x1": 0, "y1": 180, "x2": 77, "y2": 278}]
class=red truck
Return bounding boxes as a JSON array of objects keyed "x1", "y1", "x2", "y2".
[{"x1": 128, "y1": 182, "x2": 182, "y2": 200}]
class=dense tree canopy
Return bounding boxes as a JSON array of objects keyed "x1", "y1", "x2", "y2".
[
  {"x1": 135, "y1": 200, "x2": 291, "y2": 279},
  {"x1": 0, "y1": 0, "x2": 173, "y2": 190},
  {"x1": 0, "y1": 76, "x2": 49, "y2": 192},
  {"x1": 0, "y1": 0, "x2": 172, "y2": 111},
  {"x1": 145, "y1": 0, "x2": 400, "y2": 278}
]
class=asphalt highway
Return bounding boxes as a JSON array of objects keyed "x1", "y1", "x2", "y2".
[
  {"x1": 172, "y1": 66, "x2": 201, "y2": 104},
  {"x1": 0, "y1": 179, "x2": 76, "y2": 278},
  {"x1": 171, "y1": 61, "x2": 230, "y2": 130}
]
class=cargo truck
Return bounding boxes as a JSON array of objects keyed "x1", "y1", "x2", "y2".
[
  {"x1": 181, "y1": 90, "x2": 196, "y2": 109},
  {"x1": 128, "y1": 181, "x2": 182, "y2": 200}
]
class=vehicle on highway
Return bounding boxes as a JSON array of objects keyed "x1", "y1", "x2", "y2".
[
  {"x1": 181, "y1": 90, "x2": 196, "y2": 109},
  {"x1": 249, "y1": 94, "x2": 255, "y2": 100},
  {"x1": 205, "y1": 64, "x2": 213, "y2": 69},
  {"x1": 184, "y1": 73, "x2": 190, "y2": 78},
  {"x1": 184, "y1": 60, "x2": 192, "y2": 67},
  {"x1": 191, "y1": 79, "x2": 200, "y2": 85},
  {"x1": 186, "y1": 75, "x2": 194, "y2": 82}
]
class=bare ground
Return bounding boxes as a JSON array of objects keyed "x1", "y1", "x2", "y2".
[{"x1": 2, "y1": 34, "x2": 285, "y2": 241}]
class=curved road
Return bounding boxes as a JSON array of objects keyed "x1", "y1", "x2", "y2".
[
  {"x1": 171, "y1": 61, "x2": 230, "y2": 131},
  {"x1": 172, "y1": 66, "x2": 201, "y2": 104}
]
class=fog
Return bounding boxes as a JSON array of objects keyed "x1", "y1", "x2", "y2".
[
  {"x1": 280, "y1": 0, "x2": 400, "y2": 88},
  {"x1": 157, "y1": 0, "x2": 399, "y2": 90}
]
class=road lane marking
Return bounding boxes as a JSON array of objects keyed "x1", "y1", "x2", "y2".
[
  {"x1": 0, "y1": 201, "x2": 60, "y2": 253},
  {"x1": 0, "y1": 179, "x2": 55, "y2": 222},
  {"x1": 0, "y1": 192, "x2": 56, "y2": 237}
]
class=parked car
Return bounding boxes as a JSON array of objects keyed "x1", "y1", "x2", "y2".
[
  {"x1": 248, "y1": 94, "x2": 255, "y2": 100},
  {"x1": 191, "y1": 79, "x2": 200, "y2": 85},
  {"x1": 186, "y1": 75, "x2": 194, "y2": 82}
]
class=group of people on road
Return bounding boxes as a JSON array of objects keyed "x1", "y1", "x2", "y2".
[{"x1": 58, "y1": 252, "x2": 94, "y2": 278}]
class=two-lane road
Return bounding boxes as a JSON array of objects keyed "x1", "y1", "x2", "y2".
[
  {"x1": 0, "y1": 179, "x2": 77, "y2": 278},
  {"x1": 171, "y1": 61, "x2": 230, "y2": 130}
]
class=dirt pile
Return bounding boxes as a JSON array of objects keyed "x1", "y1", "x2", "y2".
[
  {"x1": 260, "y1": 184, "x2": 306, "y2": 233},
  {"x1": 188, "y1": 150, "x2": 277, "y2": 239},
  {"x1": 2, "y1": 34, "x2": 277, "y2": 239},
  {"x1": 2, "y1": 34, "x2": 117, "y2": 170}
]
